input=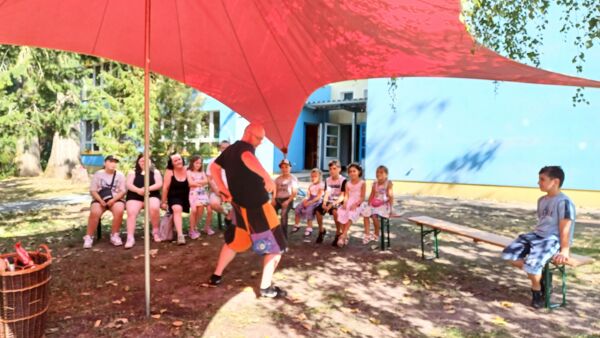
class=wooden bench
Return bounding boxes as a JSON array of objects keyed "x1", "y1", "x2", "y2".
[{"x1": 407, "y1": 215, "x2": 594, "y2": 309}]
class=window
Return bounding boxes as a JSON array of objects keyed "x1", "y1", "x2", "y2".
[
  {"x1": 363, "y1": 89, "x2": 368, "y2": 99},
  {"x1": 81, "y1": 120, "x2": 100, "y2": 152},
  {"x1": 341, "y1": 91, "x2": 354, "y2": 101}
]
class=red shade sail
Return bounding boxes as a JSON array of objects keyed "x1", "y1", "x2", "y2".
[{"x1": 1, "y1": 0, "x2": 599, "y2": 150}]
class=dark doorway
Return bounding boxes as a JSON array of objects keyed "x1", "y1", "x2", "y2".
[
  {"x1": 304, "y1": 124, "x2": 319, "y2": 169},
  {"x1": 340, "y1": 125, "x2": 351, "y2": 166}
]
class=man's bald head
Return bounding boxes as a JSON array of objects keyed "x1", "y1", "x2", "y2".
[{"x1": 242, "y1": 123, "x2": 266, "y2": 147}]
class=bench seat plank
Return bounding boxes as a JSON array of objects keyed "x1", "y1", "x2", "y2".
[{"x1": 407, "y1": 216, "x2": 593, "y2": 267}]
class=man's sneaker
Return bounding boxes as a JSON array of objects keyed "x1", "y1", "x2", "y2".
[
  {"x1": 177, "y1": 234, "x2": 186, "y2": 245},
  {"x1": 124, "y1": 236, "x2": 135, "y2": 249},
  {"x1": 260, "y1": 285, "x2": 287, "y2": 298},
  {"x1": 316, "y1": 230, "x2": 326, "y2": 244},
  {"x1": 208, "y1": 274, "x2": 222, "y2": 286},
  {"x1": 531, "y1": 289, "x2": 544, "y2": 309},
  {"x1": 189, "y1": 230, "x2": 201, "y2": 240},
  {"x1": 110, "y1": 233, "x2": 123, "y2": 246},
  {"x1": 83, "y1": 235, "x2": 93, "y2": 249}
]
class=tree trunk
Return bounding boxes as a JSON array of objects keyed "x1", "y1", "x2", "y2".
[
  {"x1": 15, "y1": 136, "x2": 42, "y2": 177},
  {"x1": 44, "y1": 130, "x2": 81, "y2": 179}
]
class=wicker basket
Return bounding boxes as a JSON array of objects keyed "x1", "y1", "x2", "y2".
[{"x1": 0, "y1": 245, "x2": 52, "y2": 338}]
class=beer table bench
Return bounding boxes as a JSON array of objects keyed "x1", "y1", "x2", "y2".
[{"x1": 407, "y1": 215, "x2": 594, "y2": 309}]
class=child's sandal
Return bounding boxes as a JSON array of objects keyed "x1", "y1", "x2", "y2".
[{"x1": 292, "y1": 226, "x2": 301, "y2": 233}]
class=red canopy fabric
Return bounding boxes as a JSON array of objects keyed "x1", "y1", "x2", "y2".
[{"x1": 1, "y1": 0, "x2": 599, "y2": 150}]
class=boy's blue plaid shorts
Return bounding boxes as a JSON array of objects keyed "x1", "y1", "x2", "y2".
[{"x1": 501, "y1": 232, "x2": 560, "y2": 275}]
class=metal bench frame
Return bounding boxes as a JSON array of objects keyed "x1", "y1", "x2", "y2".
[{"x1": 413, "y1": 217, "x2": 575, "y2": 310}]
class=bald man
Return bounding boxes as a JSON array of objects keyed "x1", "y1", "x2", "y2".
[{"x1": 208, "y1": 123, "x2": 288, "y2": 298}]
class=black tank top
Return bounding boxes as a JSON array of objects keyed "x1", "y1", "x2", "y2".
[
  {"x1": 168, "y1": 171, "x2": 189, "y2": 200},
  {"x1": 126, "y1": 170, "x2": 161, "y2": 201}
]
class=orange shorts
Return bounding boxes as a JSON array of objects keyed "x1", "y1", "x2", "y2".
[{"x1": 225, "y1": 201, "x2": 287, "y2": 254}]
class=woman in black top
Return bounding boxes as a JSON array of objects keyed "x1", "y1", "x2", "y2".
[
  {"x1": 125, "y1": 154, "x2": 163, "y2": 248},
  {"x1": 161, "y1": 153, "x2": 190, "y2": 245}
]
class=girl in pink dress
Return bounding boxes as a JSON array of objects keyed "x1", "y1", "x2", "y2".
[
  {"x1": 337, "y1": 163, "x2": 368, "y2": 247},
  {"x1": 187, "y1": 156, "x2": 211, "y2": 240},
  {"x1": 293, "y1": 168, "x2": 324, "y2": 237},
  {"x1": 363, "y1": 165, "x2": 394, "y2": 244}
]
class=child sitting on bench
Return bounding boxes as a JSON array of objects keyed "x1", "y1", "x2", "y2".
[{"x1": 501, "y1": 166, "x2": 575, "y2": 308}]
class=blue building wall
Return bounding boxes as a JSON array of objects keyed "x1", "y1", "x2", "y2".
[
  {"x1": 365, "y1": 10, "x2": 600, "y2": 191},
  {"x1": 203, "y1": 95, "x2": 276, "y2": 171},
  {"x1": 273, "y1": 85, "x2": 331, "y2": 173},
  {"x1": 365, "y1": 77, "x2": 600, "y2": 190}
]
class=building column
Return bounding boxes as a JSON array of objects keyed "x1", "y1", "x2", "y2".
[{"x1": 351, "y1": 111, "x2": 356, "y2": 163}]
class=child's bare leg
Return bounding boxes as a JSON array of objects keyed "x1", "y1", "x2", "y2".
[
  {"x1": 316, "y1": 212, "x2": 324, "y2": 233},
  {"x1": 509, "y1": 260, "x2": 525, "y2": 269},
  {"x1": 363, "y1": 216, "x2": 370, "y2": 236},
  {"x1": 204, "y1": 205, "x2": 212, "y2": 228},
  {"x1": 332, "y1": 209, "x2": 342, "y2": 235},
  {"x1": 528, "y1": 273, "x2": 542, "y2": 291},
  {"x1": 373, "y1": 216, "x2": 381, "y2": 238},
  {"x1": 189, "y1": 206, "x2": 198, "y2": 232}
]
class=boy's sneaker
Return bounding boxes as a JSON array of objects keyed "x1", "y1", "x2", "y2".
[
  {"x1": 531, "y1": 289, "x2": 544, "y2": 309},
  {"x1": 83, "y1": 235, "x2": 93, "y2": 249},
  {"x1": 260, "y1": 285, "x2": 287, "y2": 298},
  {"x1": 316, "y1": 230, "x2": 326, "y2": 244},
  {"x1": 110, "y1": 233, "x2": 123, "y2": 246},
  {"x1": 331, "y1": 234, "x2": 340, "y2": 247},
  {"x1": 189, "y1": 230, "x2": 201, "y2": 240},
  {"x1": 124, "y1": 236, "x2": 135, "y2": 249},
  {"x1": 208, "y1": 274, "x2": 222, "y2": 286}
]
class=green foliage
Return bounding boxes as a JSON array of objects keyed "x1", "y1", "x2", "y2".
[
  {"x1": 83, "y1": 60, "x2": 208, "y2": 172},
  {"x1": 462, "y1": 0, "x2": 599, "y2": 105},
  {"x1": 0, "y1": 46, "x2": 88, "y2": 176},
  {"x1": 1, "y1": 45, "x2": 212, "y2": 177}
]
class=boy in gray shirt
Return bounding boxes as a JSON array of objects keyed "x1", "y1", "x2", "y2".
[{"x1": 502, "y1": 166, "x2": 575, "y2": 308}]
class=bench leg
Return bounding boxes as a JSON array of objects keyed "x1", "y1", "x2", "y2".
[
  {"x1": 379, "y1": 216, "x2": 390, "y2": 250},
  {"x1": 542, "y1": 261, "x2": 567, "y2": 309},
  {"x1": 420, "y1": 224, "x2": 440, "y2": 259},
  {"x1": 97, "y1": 220, "x2": 102, "y2": 240}
]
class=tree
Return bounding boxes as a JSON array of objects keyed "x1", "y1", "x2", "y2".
[
  {"x1": 461, "y1": 0, "x2": 599, "y2": 105},
  {"x1": 0, "y1": 46, "x2": 88, "y2": 178},
  {"x1": 84, "y1": 61, "x2": 207, "y2": 172}
]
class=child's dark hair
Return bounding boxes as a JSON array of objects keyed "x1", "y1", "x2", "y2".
[
  {"x1": 166, "y1": 152, "x2": 184, "y2": 170},
  {"x1": 539, "y1": 166, "x2": 565, "y2": 187},
  {"x1": 328, "y1": 160, "x2": 341, "y2": 168},
  {"x1": 188, "y1": 155, "x2": 203, "y2": 171},
  {"x1": 347, "y1": 163, "x2": 363, "y2": 178},
  {"x1": 134, "y1": 153, "x2": 155, "y2": 174},
  {"x1": 376, "y1": 165, "x2": 389, "y2": 175}
]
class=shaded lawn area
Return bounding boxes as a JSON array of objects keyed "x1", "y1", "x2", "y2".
[
  {"x1": 1, "y1": 179, "x2": 599, "y2": 337},
  {"x1": 0, "y1": 177, "x2": 89, "y2": 204}
]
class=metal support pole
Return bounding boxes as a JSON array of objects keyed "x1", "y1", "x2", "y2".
[{"x1": 143, "y1": 0, "x2": 152, "y2": 318}]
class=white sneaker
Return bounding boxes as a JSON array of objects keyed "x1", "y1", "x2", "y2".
[
  {"x1": 110, "y1": 233, "x2": 123, "y2": 246},
  {"x1": 124, "y1": 236, "x2": 135, "y2": 249},
  {"x1": 83, "y1": 235, "x2": 93, "y2": 249}
]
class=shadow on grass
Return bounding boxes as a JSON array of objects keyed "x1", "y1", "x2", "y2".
[{"x1": 0, "y1": 194, "x2": 598, "y2": 337}]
